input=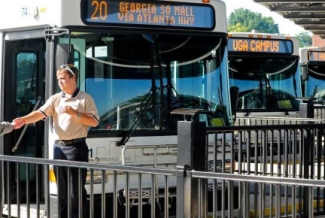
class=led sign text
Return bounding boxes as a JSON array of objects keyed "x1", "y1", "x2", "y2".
[
  {"x1": 228, "y1": 38, "x2": 293, "y2": 54},
  {"x1": 231, "y1": 39, "x2": 279, "y2": 52},
  {"x1": 117, "y1": 2, "x2": 194, "y2": 25},
  {"x1": 82, "y1": 0, "x2": 215, "y2": 29},
  {"x1": 308, "y1": 51, "x2": 325, "y2": 62}
]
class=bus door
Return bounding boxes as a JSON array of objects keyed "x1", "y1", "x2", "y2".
[{"x1": 3, "y1": 33, "x2": 45, "y2": 201}]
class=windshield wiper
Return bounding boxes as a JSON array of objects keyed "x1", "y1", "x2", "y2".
[
  {"x1": 245, "y1": 79, "x2": 264, "y2": 116},
  {"x1": 312, "y1": 85, "x2": 318, "y2": 98},
  {"x1": 116, "y1": 35, "x2": 164, "y2": 146},
  {"x1": 115, "y1": 86, "x2": 156, "y2": 146},
  {"x1": 244, "y1": 94, "x2": 260, "y2": 116},
  {"x1": 267, "y1": 78, "x2": 289, "y2": 115}
]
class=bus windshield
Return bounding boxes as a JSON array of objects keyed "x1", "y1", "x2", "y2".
[
  {"x1": 64, "y1": 32, "x2": 230, "y2": 132},
  {"x1": 304, "y1": 64, "x2": 325, "y2": 103},
  {"x1": 229, "y1": 56, "x2": 300, "y2": 111}
]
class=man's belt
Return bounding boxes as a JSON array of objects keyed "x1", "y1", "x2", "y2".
[{"x1": 55, "y1": 138, "x2": 86, "y2": 146}]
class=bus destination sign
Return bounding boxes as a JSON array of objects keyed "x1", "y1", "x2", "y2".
[
  {"x1": 308, "y1": 51, "x2": 325, "y2": 62},
  {"x1": 228, "y1": 38, "x2": 293, "y2": 54},
  {"x1": 81, "y1": 0, "x2": 215, "y2": 29}
]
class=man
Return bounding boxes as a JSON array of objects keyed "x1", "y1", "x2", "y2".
[{"x1": 13, "y1": 64, "x2": 99, "y2": 218}]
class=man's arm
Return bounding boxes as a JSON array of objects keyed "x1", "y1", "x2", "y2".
[{"x1": 13, "y1": 111, "x2": 46, "y2": 129}]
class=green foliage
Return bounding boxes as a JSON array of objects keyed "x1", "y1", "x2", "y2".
[
  {"x1": 228, "y1": 8, "x2": 278, "y2": 33},
  {"x1": 296, "y1": 32, "x2": 312, "y2": 47},
  {"x1": 228, "y1": 23, "x2": 249, "y2": 32},
  {"x1": 228, "y1": 8, "x2": 313, "y2": 47}
]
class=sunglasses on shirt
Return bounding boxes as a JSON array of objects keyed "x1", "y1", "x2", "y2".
[{"x1": 60, "y1": 65, "x2": 75, "y2": 77}]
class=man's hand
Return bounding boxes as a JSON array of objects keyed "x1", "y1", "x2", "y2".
[
  {"x1": 63, "y1": 106, "x2": 78, "y2": 117},
  {"x1": 12, "y1": 118, "x2": 25, "y2": 129}
]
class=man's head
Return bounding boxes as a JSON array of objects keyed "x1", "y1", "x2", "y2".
[
  {"x1": 57, "y1": 64, "x2": 78, "y2": 93},
  {"x1": 58, "y1": 64, "x2": 78, "y2": 80}
]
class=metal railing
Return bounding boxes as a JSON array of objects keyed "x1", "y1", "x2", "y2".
[
  {"x1": 0, "y1": 156, "x2": 176, "y2": 218},
  {"x1": 2, "y1": 116, "x2": 325, "y2": 218},
  {"x1": 314, "y1": 104, "x2": 325, "y2": 119},
  {"x1": 176, "y1": 116, "x2": 325, "y2": 218}
]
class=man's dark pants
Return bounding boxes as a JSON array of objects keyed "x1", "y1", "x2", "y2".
[{"x1": 53, "y1": 140, "x2": 89, "y2": 218}]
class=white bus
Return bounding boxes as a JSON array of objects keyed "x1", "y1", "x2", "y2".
[
  {"x1": 300, "y1": 46, "x2": 325, "y2": 103},
  {"x1": 0, "y1": 0, "x2": 232, "y2": 216},
  {"x1": 228, "y1": 32, "x2": 302, "y2": 119}
]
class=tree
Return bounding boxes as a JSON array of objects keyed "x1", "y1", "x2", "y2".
[
  {"x1": 228, "y1": 8, "x2": 279, "y2": 33},
  {"x1": 296, "y1": 32, "x2": 312, "y2": 47},
  {"x1": 228, "y1": 23, "x2": 249, "y2": 33}
]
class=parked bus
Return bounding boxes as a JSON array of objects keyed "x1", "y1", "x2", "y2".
[
  {"x1": 228, "y1": 32, "x2": 302, "y2": 119},
  {"x1": 0, "y1": 0, "x2": 232, "y2": 216},
  {"x1": 300, "y1": 46, "x2": 325, "y2": 103}
]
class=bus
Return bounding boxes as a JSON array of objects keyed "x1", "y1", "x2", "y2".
[
  {"x1": 228, "y1": 32, "x2": 302, "y2": 119},
  {"x1": 300, "y1": 46, "x2": 325, "y2": 103},
  {"x1": 0, "y1": 0, "x2": 232, "y2": 216}
]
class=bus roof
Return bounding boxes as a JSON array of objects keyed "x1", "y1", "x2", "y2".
[
  {"x1": 228, "y1": 32, "x2": 294, "y2": 40},
  {"x1": 0, "y1": 0, "x2": 227, "y2": 33}
]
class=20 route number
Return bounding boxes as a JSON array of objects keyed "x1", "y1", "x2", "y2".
[{"x1": 91, "y1": 0, "x2": 108, "y2": 20}]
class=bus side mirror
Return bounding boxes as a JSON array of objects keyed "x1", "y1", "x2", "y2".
[
  {"x1": 230, "y1": 86, "x2": 239, "y2": 122},
  {"x1": 55, "y1": 44, "x2": 74, "y2": 69},
  {"x1": 301, "y1": 66, "x2": 308, "y2": 81}
]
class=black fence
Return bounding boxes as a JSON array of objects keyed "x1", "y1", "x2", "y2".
[
  {"x1": 1, "y1": 116, "x2": 325, "y2": 218},
  {"x1": 177, "y1": 117, "x2": 325, "y2": 218},
  {"x1": 314, "y1": 104, "x2": 325, "y2": 119}
]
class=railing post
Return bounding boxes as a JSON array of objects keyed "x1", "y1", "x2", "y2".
[
  {"x1": 298, "y1": 99, "x2": 314, "y2": 217},
  {"x1": 0, "y1": 160, "x2": 2, "y2": 218},
  {"x1": 176, "y1": 119, "x2": 207, "y2": 218},
  {"x1": 299, "y1": 100, "x2": 314, "y2": 118}
]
